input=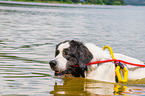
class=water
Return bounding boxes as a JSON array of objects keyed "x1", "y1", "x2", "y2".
[{"x1": 0, "y1": 2, "x2": 145, "y2": 95}]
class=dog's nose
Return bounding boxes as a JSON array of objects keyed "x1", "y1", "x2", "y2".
[{"x1": 49, "y1": 60, "x2": 57, "y2": 67}]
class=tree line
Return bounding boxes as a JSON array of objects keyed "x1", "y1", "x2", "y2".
[{"x1": 21, "y1": 0, "x2": 124, "y2": 5}]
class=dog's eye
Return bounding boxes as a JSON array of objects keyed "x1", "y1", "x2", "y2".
[
  {"x1": 63, "y1": 49, "x2": 69, "y2": 56},
  {"x1": 64, "y1": 51, "x2": 68, "y2": 56}
]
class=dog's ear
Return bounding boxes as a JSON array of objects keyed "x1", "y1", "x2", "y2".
[
  {"x1": 70, "y1": 40, "x2": 93, "y2": 70},
  {"x1": 69, "y1": 40, "x2": 93, "y2": 77},
  {"x1": 77, "y1": 44, "x2": 93, "y2": 70},
  {"x1": 70, "y1": 40, "x2": 81, "y2": 48}
]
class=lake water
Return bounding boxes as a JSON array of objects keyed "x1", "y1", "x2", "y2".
[{"x1": 0, "y1": 2, "x2": 145, "y2": 96}]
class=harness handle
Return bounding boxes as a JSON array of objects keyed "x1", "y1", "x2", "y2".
[{"x1": 103, "y1": 46, "x2": 128, "y2": 83}]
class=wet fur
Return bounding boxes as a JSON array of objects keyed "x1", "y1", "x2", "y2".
[
  {"x1": 55, "y1": 40, "x2": 93, "y2": 77},
  {"x1": 49, "y1": 40, "x2": 145, "y2": 83}
]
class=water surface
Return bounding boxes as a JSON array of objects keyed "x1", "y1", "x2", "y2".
[{"x1": 0, "y1": 2, "x2": 145, "y2": 95}]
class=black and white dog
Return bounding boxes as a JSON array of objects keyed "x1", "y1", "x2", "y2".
[{"x1": 49, "y1": 40, "x2": 145, "y2": 83}]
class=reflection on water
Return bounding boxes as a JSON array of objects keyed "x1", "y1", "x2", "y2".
[
  {"x1": 50, "y1": 77, "x2": 114, "y2": 95},
  {"x1": 0, "y1": 2, "x2": 145, "y2": 95},
  {"x1": 50, "y1": 77, "x2": 145, "y2": 95}
]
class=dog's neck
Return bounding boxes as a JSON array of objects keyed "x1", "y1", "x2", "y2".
[
  {"x1": 85, "y1": 43, "x2": 112, "y2": 62},
  {"x1": 85, "y1": 43, "x2": 115, "y2": 83}
]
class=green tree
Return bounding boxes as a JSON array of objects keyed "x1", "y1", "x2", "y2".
[
  {"x1": 65, "y1": 0, "x2": 72, "y2": 3},
  {"x1": 103, "y1": 0, "x2": 113, "y2": 5},
  {"x1": 119, "y1": 0, "x2": 124, "y2": 4},
  {"x1": 112, "y1": 1, "x2": 121, "y2": 5},
  {"x1": 97, "y1": 0, "x2": 103, "y2": 4},
  {"x1": 86, "y1": 0, "x2": 97, "y2": 4},
  {"x1": 72, "y1": 0, "x2": 79, "y2": 3}
]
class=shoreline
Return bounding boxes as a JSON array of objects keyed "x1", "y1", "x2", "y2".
[{"x1": 0, "y1": 1, "x2": 125, "y2": 8}]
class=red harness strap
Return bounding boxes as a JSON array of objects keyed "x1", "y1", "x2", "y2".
[{"x1": 73, "y1": 59, "x2": 145, "y2": 67}]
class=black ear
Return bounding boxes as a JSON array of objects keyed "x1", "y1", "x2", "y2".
[
  {"x1": 77, "y1": 44, "x2": 93, "y2": 70},
  {"x1": 70, "y1": 40, "x2": 93, "y2": 70}
]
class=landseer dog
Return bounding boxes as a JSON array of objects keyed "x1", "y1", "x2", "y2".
[{"x1": 49, "y1": 40, "x2": 145, "y2": 83}]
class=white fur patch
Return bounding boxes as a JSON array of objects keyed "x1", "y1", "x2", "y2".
[
  {"x1": 85, "y1": 43, "x2": 115, "y2": 83},
  {"x1": 55, "y1": 42, "x2": 70, "y2": 71},
  {"x1": 85, "y1": 43, "x2": 145, "y2": 82}
]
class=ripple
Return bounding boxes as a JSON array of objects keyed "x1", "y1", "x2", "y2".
[
  {"x1": 0, "y1": 53, "x2": 48, "y2": 64},
  {"x1": 17, "y1": 43, "x2": 53, "y2": 49}
]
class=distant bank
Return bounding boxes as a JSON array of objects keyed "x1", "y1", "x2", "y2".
[
  {"x1": 0, "y1": 0, "x2": 145, "y2": 6},
  {"x1": 0, "y1": 0, "x2": 125, "y2": 6},
  {"x1": 0, "y1": 1, "x2": 91, "y2": 7},
  {"x1": 0, "y1": 1, "x2": 123, "y2": 8}
]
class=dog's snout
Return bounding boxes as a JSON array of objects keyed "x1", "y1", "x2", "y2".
[{"x1": 49, "y1": 60, "x2": 57, "y2": 67}]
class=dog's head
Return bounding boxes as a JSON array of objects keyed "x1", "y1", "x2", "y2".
[{"x1": 49, "y1": 40, "x2": 93, "y2": 77}]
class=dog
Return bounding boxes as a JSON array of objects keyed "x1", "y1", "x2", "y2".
[{"x1": 49, "y1": 40, "x2": 145, "y2": 83}]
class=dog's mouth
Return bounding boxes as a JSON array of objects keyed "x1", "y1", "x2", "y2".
[
  {"x1": 54, "y1": 71, "x2": 73, "y2": 77},
  {"x1": 51, "y1": 68, "x2": 62, "y2": 75},
  {"x1": 54, "y1": 71, "x2": 62, "y2": 76}
]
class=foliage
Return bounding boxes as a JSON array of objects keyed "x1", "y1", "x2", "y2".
[
  {"x1": 14, "y1": 0, "x2": 124, "y2": 5},
  {"x1": 113, "y1": 1, "x2": 121, "y2": 5}
]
